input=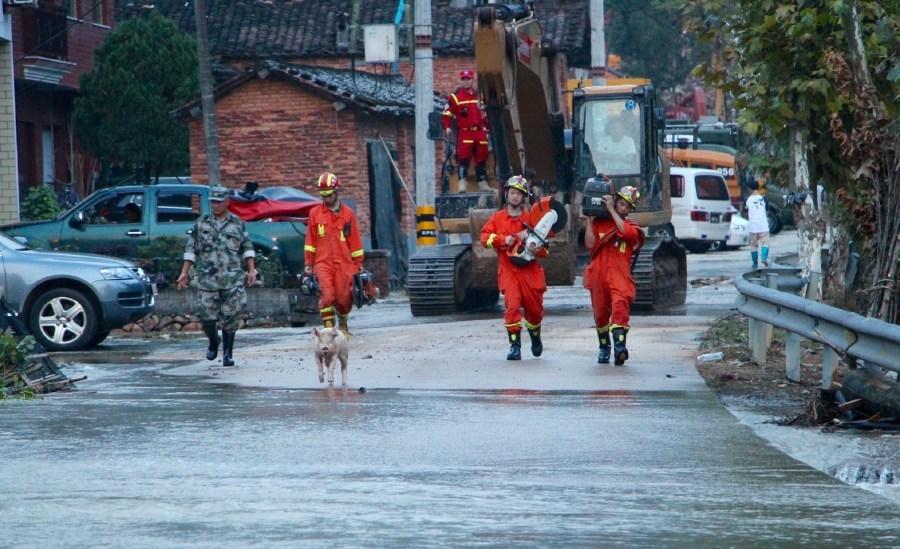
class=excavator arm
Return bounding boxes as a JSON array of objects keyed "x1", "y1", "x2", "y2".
[{"x1": 474, "y1": 4, "x2": 568, "y2": 191}]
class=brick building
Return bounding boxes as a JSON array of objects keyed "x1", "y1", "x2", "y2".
[
  {"x1": 119, "y1": 0, "x2": 589, "y2": 275},
  {"x1": 8, "y1": 0, "x2": 115, "y2": 216}
]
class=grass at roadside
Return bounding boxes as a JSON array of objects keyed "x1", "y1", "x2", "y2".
[{"x1": 695, "y1": 313, "x2": 846, "y2": 423}]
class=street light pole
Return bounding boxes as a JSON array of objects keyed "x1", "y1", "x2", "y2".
[{"x1": 413, "y1": 0, "x2": 436, "y2": 248}]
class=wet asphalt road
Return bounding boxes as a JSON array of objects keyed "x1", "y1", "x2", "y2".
[
  {"x1": 3, "y1": 230, "x2": 899, "y2": 545},
  {"x1": 3, "y1": 359, "x2": 899, "y2": 547}
]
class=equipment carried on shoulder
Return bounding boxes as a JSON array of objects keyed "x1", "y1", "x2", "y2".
[
  {"x1": 581, "y1": 175, "x2": 614, "y2": 218},
  {"x1": 298, "y1": 272, "x2": 320, "y2": 296},
  {"x1": 353, "y1": 269, "x2": 379, "y2": 309},
  {"x1": 509, "y1": 197, "x2": 568, "y2": 266}
]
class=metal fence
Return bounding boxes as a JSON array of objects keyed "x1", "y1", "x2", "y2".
[{"x1": 734, "y1": 268, "x2": 900, "y2": 388}]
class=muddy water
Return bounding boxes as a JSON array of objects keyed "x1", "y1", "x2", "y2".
[{"x1": 1, "y1": 361, "x2": 897, "y2": 547}]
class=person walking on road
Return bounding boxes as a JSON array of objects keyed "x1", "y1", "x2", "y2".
[
  {"x1": 304, "y1": 172, "x2": 365, "y2": 333},
  {"x1": 177, "y1": 185, "x2": 256, "y2": 367},
  {"x1": 442, "y1": 69, "x2": 491, "y2": 193},
  {"x1": 583, "y1": 186, "x2": 644, "y2": 365},
  {"x1": 480, "y1": 175, "x2": 548, "y2": 361},
  {"x1": 745, "y1": 180, "x2": 770, "y2": 269}
]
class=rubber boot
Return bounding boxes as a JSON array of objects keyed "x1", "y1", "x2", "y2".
[
  {"x1": 506, "y1": 331, "x2": 522, "y2": 361},
  {"x1": 528, "y1": 327, "x2": 543, "y2": 357},
  {"x1": 597, "y1": 328, "x2": 611, "y2": 364},
  {"x1": 202, "y1": 321, "x2": 219, "y2": 361},
  {"x1": 457, "y1": 164, "x2": 469, "y2": 193},
  {"x1": 750, "y1": 251, "x2": 758, "y2": 270},
  {"x1": 611, "y1": 327, "x2": 629, "y2": 366},
  {"x1": 760, "y1": 246, "x2": 769, "y2": 267},
  {"x1": 222, "y1": 330, "x2": 236, "y2": 367},
  {"x1": 476, "y1": 165, "x2": 491, "y2": 192},
  {"x1": 338, "y1": 314, "x2": 350, "y2": 335}
]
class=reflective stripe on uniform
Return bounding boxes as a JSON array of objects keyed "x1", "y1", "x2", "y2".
[
  {"x1": 486, "y1": 233, "x2": 497, "y2": 248},
  {"x1": 305, "y1": 245, "x2": 316, "y2": 253},
  {"x1": 351, "y1": 249, "x2": 364, "y2": 258},
  {"x1": 523, "y1": 319, "x2": 541, "y2": 330}
]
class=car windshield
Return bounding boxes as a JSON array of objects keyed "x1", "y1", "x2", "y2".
[
  {"x1": 579, "y1": 99, "x2": 642, "y2": 176},
  {"x1": 0, "y1": 231, "x2": 28, "y2": 250}
]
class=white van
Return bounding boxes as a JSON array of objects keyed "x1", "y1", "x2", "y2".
[{"x1": 669, "y1": 167, "x2": 733, "y2": 253}]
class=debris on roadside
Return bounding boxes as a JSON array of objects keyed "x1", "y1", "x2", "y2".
[{"x1": 1, "y1": 298, "x2": 83, "y2": 398}]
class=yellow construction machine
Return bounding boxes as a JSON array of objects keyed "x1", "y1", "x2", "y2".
[{"x1": 407, "y1": 2, "x2": 686, "y2": 315}]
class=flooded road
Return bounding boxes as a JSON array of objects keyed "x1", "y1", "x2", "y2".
[{"x1": 2, "y1": 358, "x2": 898, "y2": 547}]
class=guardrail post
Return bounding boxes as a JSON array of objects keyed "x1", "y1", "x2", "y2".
[
  {"x1": 822, "y1": 347, "x2": 838, "y2": 389},
  {"x1": 750, "y1": 273, "x2": 778, "y2": 365},
  {"x1": 785, "y1": 332, "x2": 802, "y2": 382}
]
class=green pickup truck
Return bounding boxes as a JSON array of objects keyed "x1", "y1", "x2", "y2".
[{"x1": 2, "y1": 184, "x2": 308, "y2": 275}]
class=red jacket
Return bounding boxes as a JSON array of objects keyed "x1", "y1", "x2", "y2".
[
  {"x1": 584, "y1": 217, "x2": 644, "y2": 295},
  {"x1": 304, "y1": 203, "x2": 364, "y2": 270},
  {"x1": 480, "y1": 209, "x2": 547, "y2": 291},
  {"x1": 441, "y1": 87, "x2": 488, "y2": 132}
]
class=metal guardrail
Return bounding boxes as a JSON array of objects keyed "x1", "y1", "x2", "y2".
[{"x1": 734, "y1": 268, "x2": 900, "y2": 388}]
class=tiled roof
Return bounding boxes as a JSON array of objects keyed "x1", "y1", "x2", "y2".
[
  {"x1": 117, "y1": 0, "x2": 590, "y2": 66},
  {"x1": 177, "y1": 61, "x2": 443, "y2": 117}
]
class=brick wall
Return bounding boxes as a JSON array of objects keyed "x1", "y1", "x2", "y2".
[
  {"x1": 187, "y1": 77, "x2": 417, "y2": 240},
  {"x1": 0, "y1": 40, "x2": 18, "y2": 223}
]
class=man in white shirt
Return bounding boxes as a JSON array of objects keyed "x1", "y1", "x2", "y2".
[{"x1": 745, "y1": 180, "x2": 770, "y2": 269}]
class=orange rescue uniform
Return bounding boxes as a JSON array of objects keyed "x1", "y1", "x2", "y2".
[
  {"x1": 583, "y1": 217, "x2": 644, "y2": 331},
  {"x1": 441, "y1": 87, "x2": 489, "y2": 166},
  {"x1": 480, "y1": 209, "x2": 548, "y2": 334},
  {"x1": 304, "y1": 203, "x2": 364, "y2": 325}
]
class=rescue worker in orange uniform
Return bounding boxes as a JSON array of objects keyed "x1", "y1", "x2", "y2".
[
  {"x1": 583, "y1": 185, "x2": 644, "y2": 366},
  {"x1": 304, "y1": 172, "x2": 365, "y2": 332},
  {"x1": 442, "y1": 69, "x2": 491, "y2": 193},
  {"x1": 480, "y1": 175, "x2": 549, "y2": 361}
]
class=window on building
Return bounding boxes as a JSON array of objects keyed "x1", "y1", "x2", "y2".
[
  {"x1": 41, "y1": 126, "x2": 55, "y2": 184},
  {"x1": 67, "y1": 0, "x2": 78, "y2": 18},
  {"x1": 88, "y1": 0, "x2": 104, "y2": 24}
]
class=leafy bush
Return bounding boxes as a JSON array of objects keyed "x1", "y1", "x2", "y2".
[{"x1": 21, "y1": 186, "x2": 61, "y2": 221}]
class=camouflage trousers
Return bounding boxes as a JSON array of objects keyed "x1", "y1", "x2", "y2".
[{"x1": 197, "y1": 286, "x2": 247, "y2": 332}]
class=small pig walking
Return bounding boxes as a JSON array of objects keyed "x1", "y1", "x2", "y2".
[{"x1": 313, "y1": 327, "x2": 349, "y2": 385}]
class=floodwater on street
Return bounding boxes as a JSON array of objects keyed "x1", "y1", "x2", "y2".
[{"x1": 1, "y1": 357, "x2": 898, "y2": 547}]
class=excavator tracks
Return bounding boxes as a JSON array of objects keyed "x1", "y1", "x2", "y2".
[
  {"x1": 408, "y1": 245, "x2": 471, "y2": 316},
  {"x1": 632, "y1": 237, "x2": 687, "y2": 311}
]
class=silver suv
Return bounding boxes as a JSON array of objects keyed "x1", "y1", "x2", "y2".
[{"x1": 0, "y1": 231, "x2": 155, "y2": 351}]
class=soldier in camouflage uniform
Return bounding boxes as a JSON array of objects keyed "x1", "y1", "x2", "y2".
[{"x1": 177, "y1": 185, "x2": 256, "y2": 366}]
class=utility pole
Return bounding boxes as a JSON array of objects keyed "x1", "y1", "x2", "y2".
[
  {"x1": 414, "y1": 0, "x2": 436, "y2": 247},
  {"x1": 590, "y1": 0, "x2": 606, "y2": 85},
  {"x1": 193, "y1": 0, "x2": 221, "y2": 186}
]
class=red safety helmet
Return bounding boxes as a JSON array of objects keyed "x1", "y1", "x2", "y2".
[
  {"x1": 459, "y1": 69, "x2": 474, "y2": 80},
  {"x1": 317, "y1": 172, "x2": 341, "y2": 196},
  {"x1": 616, "y1": 185, "x2": 640, "y2": 208}
]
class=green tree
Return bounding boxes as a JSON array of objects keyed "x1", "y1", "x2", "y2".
[
  {"x1": 606, "y1": 0, "x2": 710, "y2": 94},
  {"x1": 683, "y1": 0, "x2": 899, "y2": 317},
  {"x1": 73, "y1": 12, "x2": 198, "y2": 184}
]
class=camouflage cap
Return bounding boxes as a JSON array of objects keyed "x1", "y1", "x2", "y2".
[{"x1": 208, "y1": 185, "x2": 230, "y2": 202}]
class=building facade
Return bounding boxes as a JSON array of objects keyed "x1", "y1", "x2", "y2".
[{"x1": 10, "y1": 0, "x2": 114, "y2": 219}]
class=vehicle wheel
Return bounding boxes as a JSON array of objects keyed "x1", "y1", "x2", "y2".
[
  {"x1": 28, "y1": 288, "x2": 98, "y2": 352},
  {"x1": 767, "y1": 209, "x2": 783, "y2": 235},
  {"x1": 651, "y1": 224, "x2": 675, "y2": 242},
  {"x1": 90, "y1": 329, "x2": 112, "y2": 347},
  {"x1": 709, "y1": 240, "x2": 727, "y2": 252},
  {"x1": 683, "y1": 241, "x2": 712, "y2": 254}
]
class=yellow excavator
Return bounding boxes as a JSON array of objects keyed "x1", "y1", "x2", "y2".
[{"x1": 407, "y1": 2, "x2": 686, "y2": 315}]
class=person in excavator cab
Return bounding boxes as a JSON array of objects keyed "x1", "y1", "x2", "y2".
[
  {"x1": 442, "y1": 69, "x2": 491, "y2": 193},
  {"x1": 583, "y1": 185, "x2": 644, "y2": 366},
  {"x1": 303, "y1": 172, "x2": 365, "y2": 333},
  {"x1": 480, "y1": 175, "x2": 549, "y2": 361}
]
